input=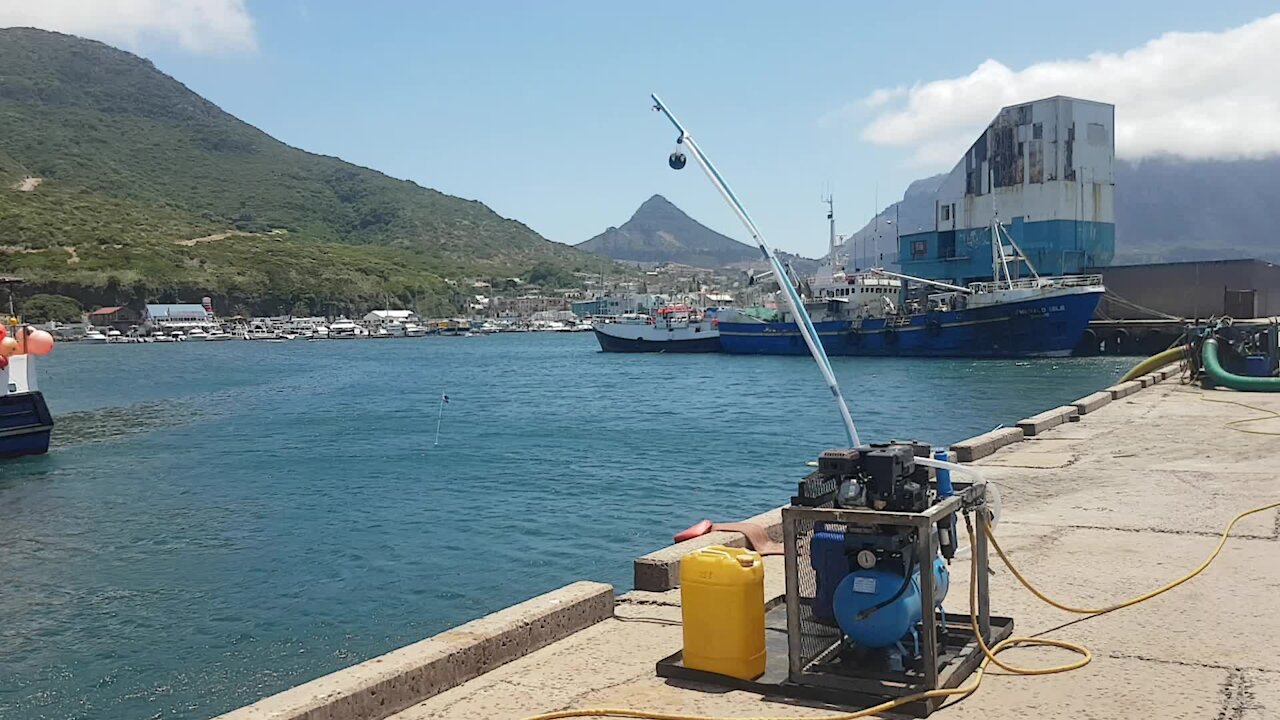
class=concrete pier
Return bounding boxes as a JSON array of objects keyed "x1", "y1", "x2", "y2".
[{"x1": 220, "y1": 368, "x2": 1280, "y2": 720}]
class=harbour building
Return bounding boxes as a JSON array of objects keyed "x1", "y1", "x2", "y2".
[{"x1": 898, "y1": 96, "x2": 1115, "y2": 286}]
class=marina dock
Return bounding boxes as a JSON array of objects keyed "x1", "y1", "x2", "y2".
[{"x1": 219, "y1": 368, "x2": 1280, "y2": 720}]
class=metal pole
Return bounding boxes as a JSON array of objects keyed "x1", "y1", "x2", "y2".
[
  {"x1": 433, "y1": 395, "x2": 445, "y2": 447},
  {"x1": 651, "y1": 94, "x2": 860, "y2": 447},
  {"x1": 915, "y1": 523, "x2": 940, "y2": 690},
  {"x1": 975, "y1": 503, "x2": 992, "y2": 643},
  {"x1": 783, "y1": 510, "x2": 802, "y2": 681}
]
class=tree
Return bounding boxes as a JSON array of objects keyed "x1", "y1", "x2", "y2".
[
  {"x1": 526, "y1": 262, "x2": 578, "y2": 289},
  {"x1": 23, "y1": 294, "x2": 83, "y2": 323}
]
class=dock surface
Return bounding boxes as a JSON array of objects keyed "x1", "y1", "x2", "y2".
[{"x1": 225, "y1": 376, "x2": 1280, "y2": 720}]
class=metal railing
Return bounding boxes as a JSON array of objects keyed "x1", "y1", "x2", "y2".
[{"x1": 967, "y1": 274, "x2": 1103, "y2": 294}]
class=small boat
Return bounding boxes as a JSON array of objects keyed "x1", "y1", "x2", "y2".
[
  {"x1": 371, "y1": 327, "x2": 394, "y2": 339},
  {"x1": 185, "y1": 328, "x2": 210, "y2": 341},
  {"x1": 0, "y1": 352, "x2": 53, "y2": 458},
  {"x1": 404, "y1": 323, "x2": 427, "y2": 337},
  {"x1": 105, "y1": 329, "x2": 128, "y2": 344},
  {"x1": 593, "y1": 306, "x2": 721, "y2": 353},
  {"x1": 82, "y1": 329, "x2": 108, "y2": 344},
  {"x1": 205, "y1": 328, "x2": 232, "y2": 341},
  {"x1": 169, "y1": 330, "x2": 186, "y2": 342},
  {"x1": 328, "y1": 318, "x2": 360, "y2": 339}
]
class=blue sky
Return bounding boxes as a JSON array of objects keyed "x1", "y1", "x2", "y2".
[{"x1": 9, "y1": 1, "x2": 1280, "y2": 257}]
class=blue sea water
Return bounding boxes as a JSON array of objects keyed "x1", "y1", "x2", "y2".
[{"x1": 0, "y1": 334, "x2": 1130, "y2": 719}]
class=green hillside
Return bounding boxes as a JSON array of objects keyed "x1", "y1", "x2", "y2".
[{"x1": 0, "y1": 28, "x2": 614, "y2": 314}]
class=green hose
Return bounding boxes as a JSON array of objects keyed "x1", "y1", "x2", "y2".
[
  {"x1": 1202, "y1": 338, "x2": 1280, "y2": 392},
  {"x1": 1120, "y1": 345, "x2": 1188, "y2": 383}
]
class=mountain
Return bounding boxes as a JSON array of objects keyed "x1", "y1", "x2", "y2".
[
  {"x1": 578, "y1": 195, "x2": 759, "y2": 268},
  {"x1": 1112, "y1": 157, "x2": 1280, "y2": 264},
  {"x1": 577, "y1": 194, "x2": 818, "y2": 273},
  {"x1": 837, "y1": 175, "x2": 946, "y2": 268},
  {"x1": 0, "y1": 28, "x2": 615, "y2": 315}
]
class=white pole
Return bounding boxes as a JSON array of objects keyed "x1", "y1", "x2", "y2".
[
  {"x1": 651, "y1": 95, "x2": 860, "y2": 447},
  {"x1": 434, "y1": 395, "x2": 445, "y2": 446}
]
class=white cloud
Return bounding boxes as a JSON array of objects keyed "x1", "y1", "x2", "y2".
[
  {"x1": 851, "y1": 13, "x2": 1280, "y2": 167},
  {"x1": 0, "y1": 0, "x2": 257, "y2": 54}
]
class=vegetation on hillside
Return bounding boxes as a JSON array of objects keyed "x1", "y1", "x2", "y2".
[
  {"x1": 0, "y1": 28, "x2": 621, "y2": 314},
  {"x1": 19, "y1": 293, "x2": 81, "y2": 323}
]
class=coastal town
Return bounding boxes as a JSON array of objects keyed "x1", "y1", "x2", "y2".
[{"x1": 18, "y1": 262, "x2": 747, "y2": 342}]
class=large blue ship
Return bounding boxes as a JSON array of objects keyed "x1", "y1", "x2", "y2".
[
  {"x1": 717, "y1": 276, "x2": 1103, "y2": 358},
  {"x1": 718, "y1": 96, "x2": 1112, "y2": 358}
]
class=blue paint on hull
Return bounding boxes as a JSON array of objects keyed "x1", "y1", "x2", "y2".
[
  {"x1": 718, "y1": 291, "x2": 1102, "y2": 358},
  {"x1": 0, "y1": 391, "x2": 53, "y2": 458}
]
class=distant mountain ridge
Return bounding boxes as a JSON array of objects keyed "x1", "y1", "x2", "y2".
[
  {"x1": 0, "y1": 27, "x2": 614, "y2": 315},
  {"x1": 577, "y1": 194, "x2": 817, "y2": 273}
]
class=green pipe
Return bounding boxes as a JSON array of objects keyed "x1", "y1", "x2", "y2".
[
  {"x1": 1202, "y1": 338, "x2": 1280, "y2": 392},
  {"x1": 1120, "y1": 345, "x2": 1188, "y2": 383}
]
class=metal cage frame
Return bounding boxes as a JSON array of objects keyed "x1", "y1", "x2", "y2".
[{"x1": 782, "y1": 481, "x2": 992, "y2": 697}]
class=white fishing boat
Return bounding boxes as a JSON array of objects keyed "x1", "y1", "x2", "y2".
[
  {"x1": 82, "y1": 329, "x2": 108, "y2": 344},
  {"x1": 185, "y1": 328, "x2": 210, "y2": 341},
  {"x1": 404, "y1": 323, "x2": 427, "y2": 337},
  {"x1": 328, "y1": 318, "x2": 361, "y2": 339},
  {"x1": 593, "y1": 305, "x2": 720, "y2": 353}
]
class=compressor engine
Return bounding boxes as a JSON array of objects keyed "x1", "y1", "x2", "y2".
[{"x1": 800, "y1": 441, "x2": 953, "y2": 669}]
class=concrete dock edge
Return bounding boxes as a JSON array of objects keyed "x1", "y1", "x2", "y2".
[
  {"x1": 1105, "y1": 380, "x2": 1142, "y2": 399},
  {"x1": 633, "y1": 507, "x2": 782, "y2": 592},
  {"x1": 215, "y1": 581, "x2": 614, "y2": 720},
  {"x1": 1072, "y1": 391, "x2": 1112, "y2": 415},
  {"x1": 1017, "y1": 405, "x2": 1080, "y2": 436},
  {"x1": 951, "y1": 426, "x2": 1023, "y2": 462}
]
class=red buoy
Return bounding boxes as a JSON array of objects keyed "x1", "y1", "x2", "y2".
[{"x1": 674, "y1": 519, "x2": 714, "y2": 543}]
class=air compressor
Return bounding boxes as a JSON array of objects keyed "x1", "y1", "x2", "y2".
[
  {"x1": 801, "y1": 441, "x2": 955, "y2": 670},
  {"x1": 778, "y1": 439, "x2": 1004, "y2": 709}
]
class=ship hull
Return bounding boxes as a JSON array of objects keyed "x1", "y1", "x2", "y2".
[
  {"x1": 0, "y1": 391, "x2": 53, "y2": 458},
  {"x1": 718, "y1": 289, "x2": 1102, "y2": 358},
  {"x1": 594, "y1": 324, "x2": 721, "y2": 353}
]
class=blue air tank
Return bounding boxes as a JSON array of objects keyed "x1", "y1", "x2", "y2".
[{"x1": 831, "y1": 558, "x2": 949, "y2": 648}]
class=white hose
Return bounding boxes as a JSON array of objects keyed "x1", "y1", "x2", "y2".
[{"x1": 917, "y1": 455, "x2": 1003, "y2": 529}]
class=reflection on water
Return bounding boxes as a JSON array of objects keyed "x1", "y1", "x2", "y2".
[{"x1": 1, "y1": 338, "x2": 1129, "y2": 719}]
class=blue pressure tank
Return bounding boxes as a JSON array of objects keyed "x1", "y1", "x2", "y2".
[{"x1": 831, "y1": 558, "x2": 949, "y2": 648}]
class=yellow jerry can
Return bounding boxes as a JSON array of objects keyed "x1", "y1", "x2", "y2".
[{"x1": 679, "y1": 544, "x2": 766, "y2": 680}]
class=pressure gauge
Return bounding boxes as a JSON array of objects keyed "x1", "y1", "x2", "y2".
[{"x1": 855, "y1": 550, "x2": 877, "y2": 569}]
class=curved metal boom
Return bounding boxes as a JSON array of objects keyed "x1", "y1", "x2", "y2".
[{"x1": 650, "y1": 94, "x2": 861, "y2": 447}]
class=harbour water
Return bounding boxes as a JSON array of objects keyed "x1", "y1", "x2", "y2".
[{"x1": 0, "y1": 334, "x2": 1129, "y2": 719}]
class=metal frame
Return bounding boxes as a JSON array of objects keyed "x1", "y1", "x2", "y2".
[{"x1": 783, "y1": 481, "x2": 992, "y2": 697}]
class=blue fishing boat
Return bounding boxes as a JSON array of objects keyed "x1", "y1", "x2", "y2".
[
  {"x1": 717, "y1": 278, "x2": 1102, "y2": 358},
  {"x1": 717, "y1": 190, "x2": 1104, "y2": 358}
]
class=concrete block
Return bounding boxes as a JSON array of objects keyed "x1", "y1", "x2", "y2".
[
  {"x1": 1137, "y1": 373, "x2": 1159, "y2": 388},
  {"x1": 215, "y1": 581, "x2": 614, "y2": 720},
  {"x1": 632, "y1": 506, "x2": 782, "y2": 592},
  {"x1": 1071, "y1": 391, "x2": 1112, "y2": 415},
  {"x1": 1017, "y1": 405, "x2": 1079, "y2": 436},
  {"x1": 951, "y1": 426, "x2": 1023, "y2": 463},
  {"x1": 1105, "y1": 380, "x2": 1142, "y2": 399}
]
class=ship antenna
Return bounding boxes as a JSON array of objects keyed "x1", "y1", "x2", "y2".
[{"x1": 651, "y1": 94, "x2": 860, "y2": 447}]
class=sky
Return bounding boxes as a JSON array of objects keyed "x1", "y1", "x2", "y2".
[{"x1": 3, "y1": 1, "x2": 1279, "y2": 257}]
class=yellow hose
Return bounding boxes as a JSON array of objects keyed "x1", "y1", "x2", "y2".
[
  {"x1": 521, "y1": 500, "x2": 1279, "y2": 720},
  {"x1": 1119, "y1": 344, "x2": 1188, "y2": 383}
]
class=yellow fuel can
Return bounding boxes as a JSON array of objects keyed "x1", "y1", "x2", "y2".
[{"x1": 679, "y1": 544, "x2": 766, "y2": 680}]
